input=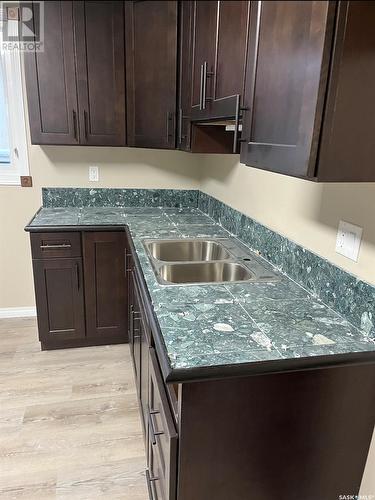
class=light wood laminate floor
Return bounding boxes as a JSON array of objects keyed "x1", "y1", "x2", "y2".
[{"x1": 0, "y1": 317, "x2": 148, "y2": 499}]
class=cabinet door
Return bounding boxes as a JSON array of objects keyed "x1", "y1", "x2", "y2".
[
  {"x1": 133, "y1": 310, "x2": 142, "y2": 398},
  {"x1": 24, "y1": 1, "x2": 79, "y2": 145},
  {"x1": 74, "y1": 1, "x2": 126, "y2": 146},
  {"x1": 33, "y1": 258, "x2": 85, "y2": 343},
  {"x1": 125, "y1": 1, "x2": 178, "y2": 149},
  {"x1": 190, "y1": 1, "x2": 217, "y2": 118},
  {"x1": 317, "y1": 1, "x2": 375, "y2": 181},
  {"x1": 132, "y1": 272, "x2": 150, "y2": 435},
  {"x1": 240, "y1": 1, "x2": 336, "y2": 178},
  {"x1": 140, "y1": 317, "x2": 150, "y2": 434},
  {"x1": 178, "y1": 1, "x2": 193, "y2": 151},
  {"x1": 210, "y1": 1, "x2": 250, "y2": 119},
  {"x1": 127, "y1": 254, "x2": 135, "y2": 354},
  {"x1": 130, "y1": 270, "x2": 142, "y2": 398},
  {"x1": 83, "y1": 232, "x2": 127, "y2": 340}
]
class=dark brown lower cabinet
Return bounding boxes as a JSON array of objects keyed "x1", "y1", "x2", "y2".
[
  {"x1": 31, "y1": 226, "x2": 375, "y2": 500},
  {"x1": 126, "y1": 234, "x2": 375, "y2": 500},
  {"x1": 127, "y1": 238, "x2": 178, "y2": 500},
  {"x1": 30, "y1": 229, "x2": 128, "y2": 350},
  {"x1": 140, "y1": 315, "x2": 150, "y2": 433},
  {"x1": 83, "y1": 231, "x2": 127, "y2": 339},
  {"x1": 132, "y1": 308, "x2": 142, "y2": 397},
  {"x1": 130, "y1": 266, "x2": 152, "y2": 440},
  {"x1": 129, "y1": 268, "x2": 141, "y2": 394},
  {"x1": 176, "y1": 365, "x2": 375, "y2": 500},
  {"x1": 147, "y1": 349, "x2": 178, "y2": 500},
  {"x1": 33, "y1": 258, "x2": 86, "y2": 343}
]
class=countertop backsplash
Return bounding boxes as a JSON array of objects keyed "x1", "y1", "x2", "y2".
[
  {"x1": 42, "y1": 187, "x2": 199, "y2": 209},
  {"x1": 197, "y1": 191, "x2": 375, "y2": 341}
]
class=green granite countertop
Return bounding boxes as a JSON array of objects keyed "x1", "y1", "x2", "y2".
[{"x1": 27, "y1": 206, "x2": 375, "y2": 378}]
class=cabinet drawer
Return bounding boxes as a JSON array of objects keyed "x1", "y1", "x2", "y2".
[
  {"x1": 147, "y1": 348, "x2": 177, "y2": 500},
  {"x1": 31, "y1": 232, "x2": 81, "y2": 259}
]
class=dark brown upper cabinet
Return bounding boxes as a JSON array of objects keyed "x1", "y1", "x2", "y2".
[
  {"x1": 189, "y1": 1, "x2": 251, "y2": 121},
  {"x1": 182, "y1": 1, "x2": 250, "y2": 154},
  {"x1": 317, "y1": 1, "x2": 375, "y2": 181},
  {"x1": 24, "y1": 2, "x2": 79, "y2": 145},
  {"x1": 24, "y1": 1, "x2": 126, "y2": 146},
  {"x1": 240, "y1": 1, "x2": 335, "y2": 178},
  {"x1": 125, "y1": 1, "x2": 178, "y2": 149},
  {"x1": 190, "y1": 1, "x2": 217, "y2": 120},
  {"x1": 74, "y1": 2, "x2": 126, "y2": 146},
  {"x1": 241, "y1": 1, "x2": 375, "y2": 182}
]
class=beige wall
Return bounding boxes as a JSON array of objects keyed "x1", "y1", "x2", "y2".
[
  {"x1": 0, "y1": 145, "x2": 201, "y2": 309},
  {"x1": 200, "y1": 155, "x2": 375, "y2": 286}
]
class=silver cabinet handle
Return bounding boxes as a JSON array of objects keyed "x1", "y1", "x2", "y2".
[
  {"x1": 130, "y1": 306, "x2": 141, "y2": 340},
  {"x1": 148, "y1": 408, "x2": 164, "y2": 445},
  {"x1": 201, "y1": 61, "x2": 208, "y2": 110},
  {"x1": 72, "y1": 110, "x2": 78, "y2": 140},
  {"x1": 84, "y1": 110, "x2": 88, "y2": 140},
  {"x1": 128, "y1": 304, "x2": 134, "y2": 338},
  {"x1": 238, "y1": 105, "x2": 250, "y2": 147},
  {"x1": 200, "y1": 61, "x2": 214, "y2": 111},
  {"x1": 133, "y1": 313, "x2": 141, "y2": 339},
  {"x1": 145, "y1": 469, "x2": 158, "y2": 500},
  {"x1": 199, "y1": 63, "x2": 204, "y2": 110},
  {"x1": 75, "y1": 262, "x2": 80, "y2": 290},
  {"x1": 178, "y1": 107, "x2": 183, "y2": 145},
  {"x1": 129, "y1": 306, "x2": 134, "y2": 340},
  {"x1": 166, "y1": 111, "x2": 174, "y2": 145},
  {"x1": 40, "y1": 244, "x2": 72, "y2": 249},
  {"x1": 233, "y1": 95, "x2": 241, "y2": 153},
  {"x1": 125, "y1": 253, "x2": 132, "y2": 273}
]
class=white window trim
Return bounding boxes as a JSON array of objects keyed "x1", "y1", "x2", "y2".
[{"x1": 0, "y1": 47, "x2": 29, "y2": 185}]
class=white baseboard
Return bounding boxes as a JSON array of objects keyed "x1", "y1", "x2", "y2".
[{"x1": 0, "y1": 307, "x2": 37, "y2": 318}]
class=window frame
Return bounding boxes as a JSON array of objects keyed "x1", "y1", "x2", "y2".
[{"x1": 0, "y1": 47, "x2": 29, "y2": 186}]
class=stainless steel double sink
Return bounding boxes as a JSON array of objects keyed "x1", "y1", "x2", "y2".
[{"x1": 143, "y1": 238, "x2": 280, "y2": 285}]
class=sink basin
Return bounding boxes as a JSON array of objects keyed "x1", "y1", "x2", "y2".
[
  {"x1": 157, "y1": 262, "x2": 253, "y2": 284},
  {"x1": 145, "y1": 239, "x2": 231, "y2": 262},
  {"x1": 143, "y1": 237, "x2": 280, "y2": 286}
]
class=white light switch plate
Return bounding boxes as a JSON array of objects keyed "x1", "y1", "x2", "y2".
[
  {"x1": 335, "y1": 220, "x2": 362, "y2": 262},
  {"x1": 89, "y1": 165, "x2": 99, "y2": 182}
]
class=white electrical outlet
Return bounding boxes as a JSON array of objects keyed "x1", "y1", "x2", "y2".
[
  {"x1": 89, "y1": 165, "x2": 99, "y2": 182},
  {"x1": 335, "y1": 220, "x2": 363, "y2": 262}
]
